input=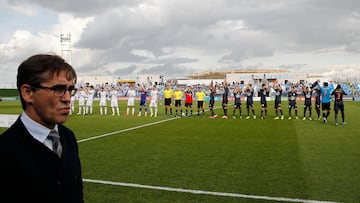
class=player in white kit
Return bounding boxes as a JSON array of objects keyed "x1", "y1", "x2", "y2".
[
  {"x1": 149, "y1": 85, "x2": 159, "y2": 117},
  {"x1": 110, "y1": 86, "x2": 120, "y2": 116},
  {"x1": 85, "y1": 85, "x2": 95, "y2": 115},
  {"x1": 126, "y1": 85, "x2": 136, "y2": 116},
  {"x1": 77, "y1": 86, "x2": 86, "y2": 115},
  {"x1": 70, "y1": 94, "x2": 76, "y2": 115},
  {"x1": 99, "y1": 87, "x2": 108, "y2": 115}
]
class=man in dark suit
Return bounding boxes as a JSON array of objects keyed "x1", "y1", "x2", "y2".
[{"x1": 0, "y1": 54, "x2": 84, "y2": 202}]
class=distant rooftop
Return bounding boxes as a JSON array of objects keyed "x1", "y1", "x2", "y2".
[{"x1": 187, "y1": 69, "x2": 291, "y2": 79}]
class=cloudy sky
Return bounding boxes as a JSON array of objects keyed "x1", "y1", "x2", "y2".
[{"x1": 1, "y1": 0, "x2": 360, "y2": 84}]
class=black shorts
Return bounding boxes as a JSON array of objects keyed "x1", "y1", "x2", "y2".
[
  {"x1": 274, "y1": 101, "x2": 282, "y2": 109},
  {"x1": 334, "y1": 102, "x2": 344, "y2": 112},
  {"x1": 322, "y1": 102, "x2": 331, "y2": 111},
  {"x1": 197, "y1": 101, "x2": 204, "y2": 109},
  {"x1": 246, "y1": 102, "x2": 254, "y2": 109},
  {"x1": 289, "y1": 101, "x2": 297, "y2": 108},
  {"x1": 164, "y1": 98, "x2": 171, "y2": 106},
  {"x1": 261, "y1": 101, "x2": 267, "y2": 108},
  {"x1": 175, "y1": 100, "x2": 182, "y2": 107},
  {"x1": 305, "y1": 101, "x2": 312, "y2": 106},
  {"x1": 234, "y1": 103, "x2": 241, "y2": 109}
]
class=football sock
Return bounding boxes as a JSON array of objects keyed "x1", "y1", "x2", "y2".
[{"x1": 335, "y1": 114, "x2": 338, "y2": 123}]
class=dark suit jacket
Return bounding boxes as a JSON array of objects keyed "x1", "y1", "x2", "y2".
[{"x1": 0, "y1": 117, "x2": 84, "y2": 203}]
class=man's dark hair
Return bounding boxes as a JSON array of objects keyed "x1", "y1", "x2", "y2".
[{"x1": 17, "y1": 54, "x2": 77, "y2": 110}]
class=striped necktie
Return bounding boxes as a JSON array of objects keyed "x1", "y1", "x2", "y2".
[{"x1": 48, "y1": 130, "x2": 62, "y2": 157}]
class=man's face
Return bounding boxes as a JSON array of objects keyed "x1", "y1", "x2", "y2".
[{"x1": 25, "y1": 71, "x2": 74, "y2": 129}]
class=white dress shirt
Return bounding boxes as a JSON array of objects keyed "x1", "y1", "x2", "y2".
[{"x1": 20, "y1": 112, "x2": 58, "y2": 151}]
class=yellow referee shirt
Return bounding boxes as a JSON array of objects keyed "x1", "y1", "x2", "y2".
[
  {"x1": 196, "y1": 91, "x2": 206, "y2": 101},
  {"x1": 173, "y1": 90, "x2": 183, "y2": 100},
  {"x1": 164, "y1": 89, "x2": 173, "y2": 99}
]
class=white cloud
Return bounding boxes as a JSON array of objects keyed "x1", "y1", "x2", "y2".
[
  {"x1": 10, "y1": 4, "x2": 37, "y2": 16},
  {"x1": 1, "y1": 0, "x2": 360, "y2": 85}
]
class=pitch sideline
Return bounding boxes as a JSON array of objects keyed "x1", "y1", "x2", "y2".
[{"x1": 83, "y1": 178, "x2": 338, "y2": 203}]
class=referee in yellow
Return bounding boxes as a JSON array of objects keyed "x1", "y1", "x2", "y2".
[
  {"x1": 196, "y1": 86, "x2": 206, "y2": 117},
  {"x1": 173, "y1": 86, "x2": 183, "y2": 117},
  {"x1": 164, "y1": 84, "x2": 173, "y2": 116}
]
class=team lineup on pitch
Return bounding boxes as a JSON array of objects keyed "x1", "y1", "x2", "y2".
[{"x1": 71, "y1": 79, "x2": 348, "y2": 127}]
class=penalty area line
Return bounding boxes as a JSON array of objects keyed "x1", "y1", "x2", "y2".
[
  {"x1": 77, "y1": 116, "x2": 179, "y2": 143},
  {"x1": 83, "y1": 178, "x2": 339, "y2": 203}
]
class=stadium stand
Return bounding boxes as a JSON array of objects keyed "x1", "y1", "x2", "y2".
[
  {"x1": 340, "y1": 83, "x2": 352, "y2": 96},
  {"x1": 355, "y1": 84, "x2": 360, "y2": 96}
]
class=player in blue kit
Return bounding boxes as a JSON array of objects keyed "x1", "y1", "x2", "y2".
[
  {"x1": 313, "y1": 80, "x2": 334, "y2": 124},
  {"x1": 138, "y1": 86, "x2": 148, "y2": 117}
]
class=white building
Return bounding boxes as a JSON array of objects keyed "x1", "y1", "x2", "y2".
[
  {"x1": 225, "y1": 71, "x2": 308, "y2": 85},
  {"x1": 137, "y1": 75, "x2": 164, "y2": 87},
  {"x1": 177, "y1": 79, "x2": 223, "y2": 86}
]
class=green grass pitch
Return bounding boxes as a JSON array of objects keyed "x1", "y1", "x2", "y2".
[{"x1": 1, "y1": 100, "x2": 359, "y2": 202}]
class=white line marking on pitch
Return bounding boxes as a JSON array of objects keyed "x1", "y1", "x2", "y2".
[
  {"x1": 83, "y1": 178, "x2": 339, "y2": 203},
  {"x1": 77, "y1": 106, "x2": 221, "y2": 143},
  {"x1": 77, "y1": 116, "x2": 180, "y2": 143}
]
